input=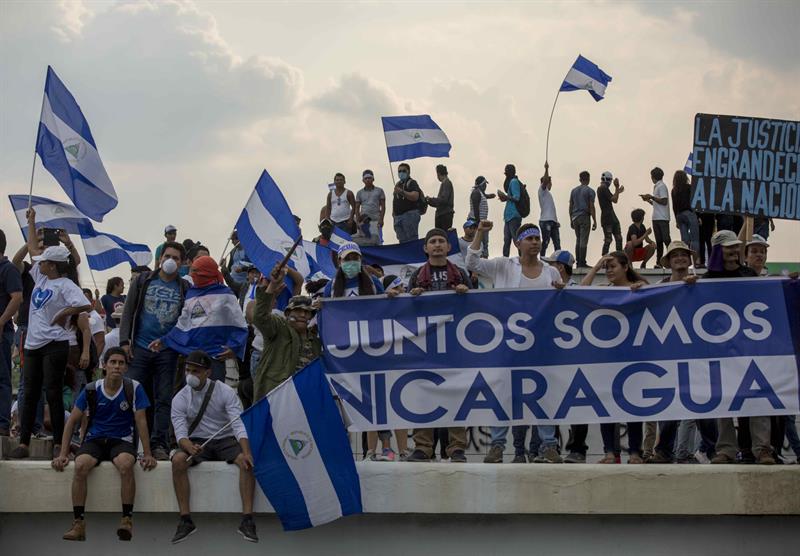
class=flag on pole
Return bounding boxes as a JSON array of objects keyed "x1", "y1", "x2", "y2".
[
  {"x1": 35, "y1": 66, "x2": 118, "y2": 221},
  {"x1": 559, "y1": 55, "x2": 613, "y2": 102},
  {"x1": 9, "y1": 194, "x2": 151, "y2": 271},
  {"x1": 684, "y1": 152, "x2": 693, "y2": 175},
  {"x1": 381, "y1": 115, "x2": 451, "y2": 162},
  {"x1": 240, "y1": 359, "x2": 362, "y2": 531},
  {"x1": 304, "y1": 240, "x2": 337, "y2": 280},
  {"x1": 235, "y1": 170, "x2": 311, "y2": 278}
]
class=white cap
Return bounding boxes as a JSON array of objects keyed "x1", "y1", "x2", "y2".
[
  {"x1": 601, "y1": 171, "x2": 613, "y2": 182},
  {"x1": 164, "y1": 225, "x2": 177, "y2": 234},
  {"x1": 33, "y1": 245, "x2": 71, "y2": 263},
  {"x1": 746, "y1": 234, "x2": 769, "y2": 249},
  {"x1": 711, "y1": 229, "x2": 741, "y2": 247},
  {"x1": 337, "y1": 242, "x2": 361, "y2": 259}
]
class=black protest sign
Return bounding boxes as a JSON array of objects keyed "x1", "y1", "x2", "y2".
[{"x1": 690, "y1": 113, "x2": 800, "y2": 221}]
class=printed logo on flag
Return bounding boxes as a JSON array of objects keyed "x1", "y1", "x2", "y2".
[
  {"x1": 63, "y1": 138, "x2": 86, "y2": 161},
  {"x1": 283, "y1": 431, "x2": 313, "y2": 460},
  {"x1": 189, "y1": 302, "x2": 208, "y2": 323},
  {"x1": 412, "y1": 131, "x2": 422, "y2": 140}
]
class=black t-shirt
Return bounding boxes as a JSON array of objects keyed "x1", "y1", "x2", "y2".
[
  {"x1": 409, "y1": 264, "x2": 472, "y2": 292},
  {"x1": 0, "y1": 258, "x2": 23, "y2": 333},
  {"x1": 597, "y1": 185, "x2": 616, "y2": 222},
  {"x1": 703, "y1": 266, "x2": 759, "y2": 279},
  {"x1": 626, "y1": 223, "x2": 647, "y2": 243},
  {"x1": 393, "y1": 178, "x2": 422, "y2": 216}
]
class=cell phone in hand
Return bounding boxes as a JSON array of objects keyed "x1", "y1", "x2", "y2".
[{"x1": 43, "y1": 228, "x2": 61, "y2": 246}]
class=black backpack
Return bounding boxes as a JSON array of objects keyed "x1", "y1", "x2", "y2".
[
  {"x1": 413, "y1": 179, "x2": 428, "y2": 215},
  {"x1": 85, "y1": 377, "x2": 135, "y2": 434},
  {"x1": 517, "y1": 181, "x2": 531, "y2": 218}
]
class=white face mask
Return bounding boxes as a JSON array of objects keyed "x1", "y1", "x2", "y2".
[
  {"x1": 185, "y1": 373, "x2": 202, "y2": 389},
  {"x1": 161, "y1": 258, "x2": 178, "y2": 275}
]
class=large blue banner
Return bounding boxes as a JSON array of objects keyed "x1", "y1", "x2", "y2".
[{"x1": 319, "y1": 279, "x2": 800, "y2": 430}]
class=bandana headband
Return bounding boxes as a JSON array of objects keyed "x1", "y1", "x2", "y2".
[{"x1": 516, "y1": 227, "x2": 541, "y2": 242}]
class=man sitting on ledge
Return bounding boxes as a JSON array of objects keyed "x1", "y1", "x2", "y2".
[{"x1": 52, "y1": 347, "x2": 157, "y2": 542}]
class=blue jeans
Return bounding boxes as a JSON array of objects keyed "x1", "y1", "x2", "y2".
[
  {"x1": 676, "y1": 210, "x2": 700, "y2": 255},
  {"x1": 0, "y1": 329, "x2": 13, "y2": 431},
  {"x1": 127, "y1": 345, "x2": 179, "y2": 450},
  {"x1": 539, "y1": 221, "x2": 561, "y2": 256},
  {"x1": 512, "y1": 425, "x2": 541, "y2": 456},
  {"x1": 393, "y1": 210, "x2": 420, "y2": 243},
  {"x1": 601, "y1": 422, "x2": 643, "y2": 455},
  {"x1": 249, "y1": 349, "x2": 261, "y2": 378},
  {"x1": 490, "y1": 424, "x2": 557, "y2": 453},
  {"x1": 785, "y1": 415, "x2": 800, "y2": 457},
  {"x1": 503, "y1": 217, "x2": 522, "y2": 257},
  {"x1": 572, "y1": 214, "x2": 591, "y2": 266}
]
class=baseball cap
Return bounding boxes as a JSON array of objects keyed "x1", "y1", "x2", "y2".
[
  {"x1": 463, "y1": 218, "x2": 478, "y2": 229},
  {"x1": 285, "y1": 295, "x2": 315, "y2": 314},
  {"x1": 601, "y1": 171, "x2": 613, "y2": 182},
  {"x1": 337, "y1": 242, "x2": 361, "y2": 259},
  {"x1": 746, "y1": 234, "x2": 770, "y2": 249},
  {"x1": 185, "y1": 350, "x2": 212, "y2": 369},
  {"x1": 32, "y1": 245, "x2": 71, "y2": 263},
  {"x1": 542, "y1": 250, "x2": 575, "y2": 267},
  {"x1": 164, "y1": 225, "x2": 177, "y2": 234},
  {"x1": 711, "y1": 230, "x2": 741, "y2": 247}
]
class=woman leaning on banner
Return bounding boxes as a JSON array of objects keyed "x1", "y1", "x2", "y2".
[
  {"x1": 581, "y1": 251, "x2": 648, "y2": 464},
  {"x1": 9, "y1": 208, "x2": 91, "y2": 460}
]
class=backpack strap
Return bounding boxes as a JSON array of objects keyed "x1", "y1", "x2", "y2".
[
  {"x1": 85, "y1": 381, "x2": 98, "y2": 435},
  {"x1": 187, "y1": 380, "x2": 216, "y2": 437},
  {"x1": 122, "y1": 377, "x2": 135, "y2": 412}
]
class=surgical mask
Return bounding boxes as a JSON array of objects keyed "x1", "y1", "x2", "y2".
[
  {"x1": 161, "y1": 258, "x2": 178, "y2": 275},
  {"x1": 341, "y1": 261, "x2": 361, "y2": 278},
  {"x1": 398, "y1": 171, "x2": 408, "y2": 181},
  {"x1": 185, "y1": 373, "x2": 202, "y2": 389}
]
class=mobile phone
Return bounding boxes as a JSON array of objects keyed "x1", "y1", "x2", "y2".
[{"x1": 43, "y1": 228, "x2": 61, "y2": 247}]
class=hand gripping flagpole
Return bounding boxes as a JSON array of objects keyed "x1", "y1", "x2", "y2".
[{"x1": 185, "y1": 415, "x2": 241, "y2": 463}]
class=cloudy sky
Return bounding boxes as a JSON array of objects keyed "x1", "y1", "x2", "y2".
[{"x1": 1, "y1": 0, "x2": 798, "y2": 284}]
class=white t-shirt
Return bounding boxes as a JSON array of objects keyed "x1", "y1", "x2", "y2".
[
  {"x1": 652, "y1": 180, "x2": 670, "y2": 221},
  {"x1": 101, "y1": 328, "x2": 120, "y2": 365},
  {"x1": 25, "y1": 264, "x2": 88, "y2": 350},
  {"x1": 67, "y1": 310, "x2": 105, "y2": 346},
  {"x1": 538, "y1": 186, "x2": 558, "y2": 223},
  {"x1": 518, "y1": 264, "x2": 561, "y2": 289}
]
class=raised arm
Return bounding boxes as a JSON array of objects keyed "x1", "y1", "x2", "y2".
[{"x1": 25, "y1": 208, "x2": 41, "y2": 257}]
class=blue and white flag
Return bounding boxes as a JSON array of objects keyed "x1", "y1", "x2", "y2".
[
  {"x1": 304, "y1": 240, "x2": 337, "y2": 281},
  {"x1": 360, "y1": 229, "x2": 464, "y2": 285},
  {"x1": 684, "y1": 152, "x2": 693, "y2": 176},
  {"x1": 559, "y1": 55, "x2": 613, "y2": 102},
  {"x1": 9, "y1": 194, "x2": 151, "y2": 271},
  {"x1": 381, "y1": 115, "x2": 451, "y2": 162},
  {"x1": 329, "y1": 227, "x2": 353, "y2": 252},
  {"x1": 235, "y1": 170, "x2": 310, "y2": 278},
  {"x1": 36, "y1": 66, "x2": 117, "y2": 221},
  {"x1": 162, "y1": 284, "x2": 249, "y2": 359},
  {"x1": 240, "y1": 358, "x2": 362, "y2": 531}
]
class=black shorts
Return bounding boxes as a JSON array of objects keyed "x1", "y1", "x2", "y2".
[
  {"x1": 77, "y1": 438, "x2": 136, "y2": 465},
  {"x1": 176, "y1": 436, "x2": 242, "y2": 466}
]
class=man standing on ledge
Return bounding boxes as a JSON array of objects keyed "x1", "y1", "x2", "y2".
[{"x1": 392, "y1": 162, "x2": 423, "y2": 243}]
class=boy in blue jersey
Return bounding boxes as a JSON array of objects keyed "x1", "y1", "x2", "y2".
[{"x1": 53, "y1": 347, "x2": 157, "y2": 542}]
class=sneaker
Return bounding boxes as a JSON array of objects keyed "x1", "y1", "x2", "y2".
[
  {"x1": 63, "y1": 518, "x2": 86, "y2": 541},
  {"x1": 171, "y1": 519, "x2": 197, "y2": 544},
  {"x1": 597, "y1": 452, "x2": 620, "y2": 464},
  {"x1": 404, "y1": 449, "x2": 431, "y2": 462},
  {"x1": 564, "y1": 451, "x2": 586, "y2": 464},
  {"x1": 628, "y1": 453, "x2": 644, "y2": 464},
  {"x1": 694, "y1": 450, "x2": 711, "y2": 464},
  {"x1": 711, "y1": 453, "x2": 736, "y2": 464},
  {"x1": 511, "y1": 454, "x2": 527, "y2": 463},
  {"x1": 8, "y1": 445, "x2": 29, "y2": 459},
  {"x1": 238, "y1": 517, "x2": 258, "y2": 543},
  {"x1": 449, "y1": 449, "x2": 467, "y2": 463},
  {"x1": 483, "y1": 444, "x2": 504, "y2": 463},
  {"x1": 645, "y1": 452, "x2": 672, "y2": 464},
  {"x1": 380, "y1": 448, "x2": 397, "y2": 462},
  {"x1": 152, "y1": 447, "x2": 170, "y2": 461},
  {"x1": 533, "y1": 447, "x2": 563, "y2": 463},
  {"x1": 364, "y1": 449, "x2": 379, "y2": 461},
  {"x1": 117, "y1": 516, "x2": 133, "y2": 541},
  {"x1": 399, "y1": 449, "x2": 413, "y2": 462}
]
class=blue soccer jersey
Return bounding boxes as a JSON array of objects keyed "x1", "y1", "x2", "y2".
[{"x1": 75, "y1": 379, "x2": 150, "y2": 442}]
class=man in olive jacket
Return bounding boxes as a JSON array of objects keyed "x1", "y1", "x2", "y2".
[{"x1": 252, "y1": 265, "x2": 321, "y2": 400}]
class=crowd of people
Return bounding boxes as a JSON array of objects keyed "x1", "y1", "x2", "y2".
[{"x1": 0, "y1": 161, "x2": 796, "y2": 543}]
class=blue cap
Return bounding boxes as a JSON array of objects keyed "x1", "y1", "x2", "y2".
[
  {"x1": 542, "y1": 250, "x2": 575, "y2": 267},
  {"x1": 463, "y1": 218, "x2": 478, "y2": 228}
]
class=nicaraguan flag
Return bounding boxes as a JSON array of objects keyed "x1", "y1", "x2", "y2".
[
  {"x1": 235, "y1": 170, "x2": 311, "y2": 278},
  {"x1": 328, "y1": 227, "x2": 353, "y2": 252},
  {"x1": 304, "y1": 240, "x2": 337, "y2": 280},
  {"x1": 240, "y1": 358, "x2": 362, "y2": 531},
  {"x1": 162, "y1": 284, "x2": 249, "y2": 359},
  {"x1": 360, "y1": 229, "x2": 464, "y2": 285},
  {"x1": 9, "y1": 194, "x2": 151, "y2": 271},
  {"x1": 381, "y1": 115, "x2": 451, "y2": 162},
  {"x1": 559, "y1": 55, "x2": 613, "y2": 102},
  {"x1": 36, "y1": 66, "x2": 118, "y2": 221},
  {"x1": 79, "y1": 225, "x2": 151, "y2": 271},
  {"x1": 684, "y1": 152, "x2": 693, "y2": 175}
]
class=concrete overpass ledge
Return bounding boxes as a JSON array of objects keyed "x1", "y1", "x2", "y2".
[{"x1": 1, "y1": 460, "x2": 798, "y2": 515}]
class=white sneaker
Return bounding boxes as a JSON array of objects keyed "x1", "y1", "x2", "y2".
[
  {"x1": 694, "y1": 450, "x2": 710, "y2": 464},
  {"x1": 364, "y1": 449, "x2": 378, "y2": 461}
]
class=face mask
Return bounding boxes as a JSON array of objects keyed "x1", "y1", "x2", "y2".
[
  {"x1": 341, "y1": 261, "x2": 361, "y2": 279},
  {"x1": 398, "y1": 171, "x2": 408, "y2": 181},
  {"x1": 161, "y1": 258, "x2": 178, "y2": 275},
  {"x1": 185, "y1": 373, "x2": 202, "y2": 389}
]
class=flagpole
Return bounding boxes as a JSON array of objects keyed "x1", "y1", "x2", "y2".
[
  {"x1": 185, "y1": 415, "x2": 240, "y2": 463},
  {"x1": 77, "y1": 236, "x2": 99, "y2": 293},
  {"x1": 28, "y1": 91, "x2": 46, "y2": 209},
  {"x1": 545, "y1": 64, "x2": 573, "y2": 165}
]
